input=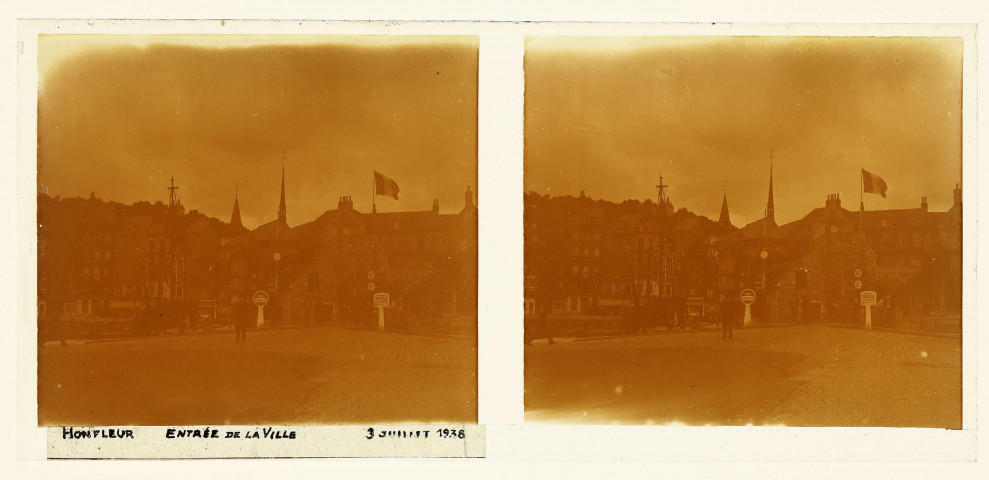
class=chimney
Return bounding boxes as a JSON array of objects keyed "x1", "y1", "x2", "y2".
[
  {"x1": 432, "y1": 199, "x2": 439, "y2": 214},
  {"x1": 338, "y1": 195, "x2": 353, "y2": 211},
  {"x1": 953, "y1": 183, "x2": 962, "y2": 209},
  {"x1": 921, "y1": 196, "x2": 928, "y2": 212},
  {"x1": 825, "y1": 193, "x2": 841, "y2": 209},
  {"x1": 465, "y1": 186, "x2": 474, "y2": 209}
]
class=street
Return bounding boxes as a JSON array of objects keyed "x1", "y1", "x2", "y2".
[
  {"x1": 525, "y1": 323, "x2": 961, "y2": 427},
  {"x1": 39, "y1": 325, "x2": 477, "y2": 425}
]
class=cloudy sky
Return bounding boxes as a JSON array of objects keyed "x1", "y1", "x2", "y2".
[
  {"x1": 524, "y1": 36, "x2": 963, "y2": 226},
  {"x1": 38, "y1": 35, "x2": 478, "y2": 228}
]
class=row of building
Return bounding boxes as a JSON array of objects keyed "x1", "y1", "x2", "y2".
[
  {"x1": 523, "y1": 168, "x2": 962, "y2": 332},
  {"x1": 37, "y1": 168, "x2": 478, "y2": 338}
]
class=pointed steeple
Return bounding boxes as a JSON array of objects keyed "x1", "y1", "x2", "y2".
[
  {"x1": 277, "y1": 152, "x2": 287, "y2": 224},
  {"x1": 719, "y1": 182, "x2": 732, "y2": 227},
  {"x1": 230, "y1": 183, "x2": 243, "y2": 228},
  {"x1": 766, "y1": 149, "x2": 775, "y2": 223}
]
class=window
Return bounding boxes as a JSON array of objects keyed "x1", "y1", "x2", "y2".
[
  {"x1": 552, "y1": 300, "x2": 565, "y2": 314},
  {"x1": 897, "y1": 234, "x2": 905, "y2": 249}
]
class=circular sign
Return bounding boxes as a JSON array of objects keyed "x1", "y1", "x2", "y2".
[
  {"x1": 272, "y1": 251, "x2": 282, "y2": 261},
  {"x1": 367, "y1": 282, "x2": 375, "y2": 291},
  {"x1": 367, "y1": 270, "x2": 376, "y2": 280},
  {"x1": 739, "y1": 288, "x2": 757, "y2": 305},
  {"x1": 854, "y1": 268, "x2": 863, "y2": 278},
  {"x1": 252, "y1": 291, "x2": 269, "y2": 307},
  {"x1": 759, "y1": 250, "x2": 769, "y2": 260},
  {"x1": 854, "y1": 280, "x2": 863, "y2": 290}
]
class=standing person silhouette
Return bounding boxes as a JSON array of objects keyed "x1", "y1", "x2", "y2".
[
  {"x1": 721, "y1": 297, "x2": 735, "y2": 340},
  {"x1": 540, "y1": 310, "x2": 555, "y2": 345},
  {"x1": 233, "y1": 298, "x2": 249, "y2": 341}
]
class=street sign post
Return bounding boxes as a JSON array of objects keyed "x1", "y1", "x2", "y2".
[
  {"x1": 253, "y1": 291, "x2": 269, "y2": 328},
  {"x1": 373, "y1": 293, "x2": 390, "y2": 330},
  {"x1": 860, "y1": 290, "x2": 877, "y2": 330},
  {"x1": 739, "y1": 288, "x2": 756, "y2": 327}
]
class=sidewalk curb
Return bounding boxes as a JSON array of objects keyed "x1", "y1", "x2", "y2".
[
  {"x1": 568, "y1": 320, "x2": 834, "y2": 343},
  {"x1": 81, "y1": 322, "x2": 343, "y2": 345},
  {"x1": 833, "y1": 324, "x2": 962, "y2": 339},
  {"x1": 345, "y1": 325, "x2": 475, "y2": 341}
]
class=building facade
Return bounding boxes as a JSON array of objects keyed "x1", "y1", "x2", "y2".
[{"x1": 37, "y1": 171, "x2": 478, "y2": 339}]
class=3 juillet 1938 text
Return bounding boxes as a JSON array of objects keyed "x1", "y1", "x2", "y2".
[{"x1": 365, "y1": 428, "x2": 466, "y2": 440}]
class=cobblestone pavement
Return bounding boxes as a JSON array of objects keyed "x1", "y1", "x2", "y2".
[
  {"x1": 38, "y1": 325, "x2": 477, "y2": 425},
  {"x1": 525, "y1": 323, "x2": 960, "y2": 427}
]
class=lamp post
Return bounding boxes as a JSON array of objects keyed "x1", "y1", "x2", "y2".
[{"x1": 272, "y1": 251, "x2": 281, "y2": 325}]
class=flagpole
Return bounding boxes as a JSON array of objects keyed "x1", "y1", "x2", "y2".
[
  {"x1": 371, "y1": 171, "x2": 376, "y2": 248},
  {"x1": 859, "y1": 167, "x2": 865, "y2": 233}
]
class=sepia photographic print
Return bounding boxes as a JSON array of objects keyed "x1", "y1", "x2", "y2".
[
  {"x1": 523, "y1": 36, "x2": 963, "y2": 427},
  {"x1": 36, "y1": 34, "x2": 479, "y2": 426}
]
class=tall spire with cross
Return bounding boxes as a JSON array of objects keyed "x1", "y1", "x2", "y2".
[
  {"x1": 167, "y1": 174, "x2": 180, "y2": 208},
  {"x1": 230, "y1": 183, "x2": 243, "y2": 228},
  {"x1": 719, "y1": 180, "x2": 732, "y2": 227},
  {"x1": 656, "y1": 173, "x2": 673, "y2": 214},
  {"x1": 766, "y1": 149, "x2": 775, "y2": 223},
  {"x1": 277, "y1": 152, "x2": 287, "y2": 224}
]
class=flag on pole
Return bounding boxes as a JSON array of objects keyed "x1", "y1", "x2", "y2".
[
  {"x1": 374, "y1": 171, "x2": 400, "y2": 200},
  {"x1": 862, "y1": 168, "x2": 888, "y2": 198}
]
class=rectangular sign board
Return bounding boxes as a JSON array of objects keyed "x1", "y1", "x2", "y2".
[
  {"x1": 860, "y1": 290, "x2": 878, "y2": 306},
  {"x1": 373, "y1": 293, "x2": 390, "y2": 307}
]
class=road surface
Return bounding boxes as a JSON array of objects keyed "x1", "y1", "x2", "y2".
[
  {"x1": 39, "y1": 325, "x2": 477, "y2": 425},
  {"x1": 525, "y1": 323, "x2": 961, "y2": 427}
]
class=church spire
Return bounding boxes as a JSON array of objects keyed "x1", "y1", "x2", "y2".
[
  {"x1": 230, "y1": 183, "x2": 243, "y2": 228},
  {"x1": 277, "y1": 152, "x2": 287, "y2": 224},
  {"x1": 719, "y1": 181, "x2": 732, "y2": 227},
  {"x1": 766, "y1": 149, "x2": 775, "y2": 223}
]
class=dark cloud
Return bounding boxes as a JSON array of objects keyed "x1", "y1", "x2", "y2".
[
  {"x1": 38, "y1": 37, "x2": 478, "y2": 228},
  {"x1": 524, "y1": 36, "x2": 963, "y2": 225}
]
